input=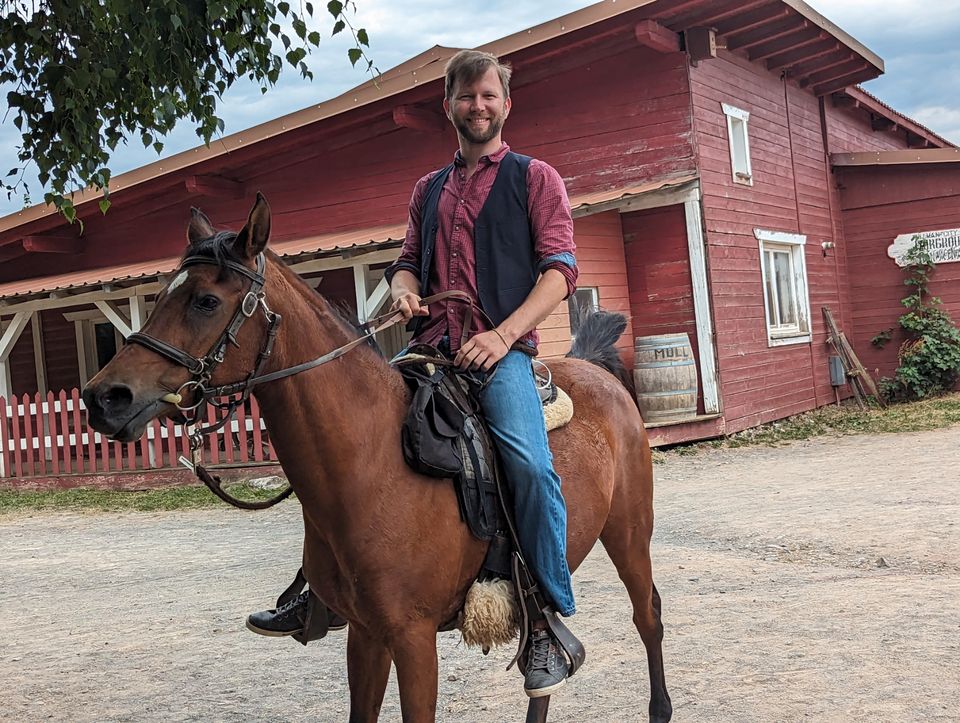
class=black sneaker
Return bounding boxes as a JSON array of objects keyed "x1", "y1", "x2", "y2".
[
  {"x1": 245, "y1": 591, "x2": 348, "y2": 636},
  {"x1": 523, "y1": 629, "x2": 569, "y2": 698}
]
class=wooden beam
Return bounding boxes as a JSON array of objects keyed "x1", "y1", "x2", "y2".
[
  {"x1": 31, "y1": 311, "x2": 47, "y2": 394},
  {"x1": 812, "y1": 68, "x2": 881, "y2": 96},
  {"x1": 0, "y1": 311, "x2": 31, "y2": 360},
  {"x1": 871, "y1": 116, "x2": 897, "y2": 132},
  {"x1": 780, "y1": 0, "x2": 885, "y2": 72},
  {"x1": 392, "y1": 105, "x2": 447, "y2": 133},
  {"x1": 184, "y1": 175, "x2": 246, "y2": 199},
  {"x1": 94, "y1": 301, "x2": 132, "y2": 338},
  {"x1": 747, "y1": 28, "x2": 823, "y2": 62},
  {"x1": 658, "y1": 0, "x2": 716, "y2": 24},
  {"x1": 765, "y1": 38, "x2": 838, "y2": 70},
  {"x1": 715, "y1": 4, "x2": 789, "y2": 35},
  {"x1": 727, "y1": 17, "x2": 808, "y2": 52},
  {"x1": 0, "y1": 282, "x2": 165, "y2": 317},
  {"x1": 684, "y1": 200, "x2": 720, "y2": 415},
  {"x1": 21, "y1": 234, "x2": 83, "y2": 254},
  {"x1": 0, "y1": 243, "x2": 26, "y2": 263},
  {"x1": 831, "y1": 93, "x2": 859, "y2": 110},
  {"x1": 685, "y1": 0, "x2": 773, "y2": 29},
  {"x1": 634, "y1": 20, "x2": 680, "y2": 54},
  {"x1": 805, "y1": 59, "x2": 870, "y2": 87},
  {"x1": 791, "y1": 50, "x2": 859, "y2": 79},
  {"x1": 129, "y1": 295, "x2": 148, "y2": 332},
  {"x1": 572, "y1": 180, "x2": 701, "y2": 219}
]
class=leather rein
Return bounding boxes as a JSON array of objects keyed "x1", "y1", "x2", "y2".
[{"x1": 125, "y1": 251, "x2": 472, "y2": 509}]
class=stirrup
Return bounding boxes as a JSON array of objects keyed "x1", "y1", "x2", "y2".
[
  {"x1": 506, "y1": 553, "x2": 586, "y2": 678},
  {"x1": 277, "y1": 568, "x2": 337, "y2": 646}
]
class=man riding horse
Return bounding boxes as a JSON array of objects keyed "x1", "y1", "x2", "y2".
[{"x1": 246, "y1": 49, "x2": 581, "y2": 697}]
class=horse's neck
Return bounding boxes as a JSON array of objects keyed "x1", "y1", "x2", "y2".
[{"x1": 250, "y1": 271, "x2": 407, "y2": 506}]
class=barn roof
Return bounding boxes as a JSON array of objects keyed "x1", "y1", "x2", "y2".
[{"x1": 0, "y1": 0, "x2": 894, "y2": 237}]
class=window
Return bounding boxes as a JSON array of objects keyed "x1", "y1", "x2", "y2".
[
  {"x1": 722, "y1": 103, "x2": 753, "y2": 186},
  {"x1": 756, "y1": 230, "x2": 811, "y2": 346},
  {"x1": 568, "y1": 287, "x2": 599, "y2": 338}
]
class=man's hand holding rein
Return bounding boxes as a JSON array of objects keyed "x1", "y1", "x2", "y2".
[{"x1": 455, "y1": 327, "x2": 514, "y2": 371}]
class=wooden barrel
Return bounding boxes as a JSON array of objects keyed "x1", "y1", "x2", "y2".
[{"x1": 633, "y1": 333, "x2": 698, "y2": 423}]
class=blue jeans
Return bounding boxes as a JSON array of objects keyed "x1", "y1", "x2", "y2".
[{"x1": 479, "y1": 351, "x2": 576, "y2": 616}]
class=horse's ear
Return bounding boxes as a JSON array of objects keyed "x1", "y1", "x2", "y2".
[
  {"x1": 233, "y1": 193, "x2": 271, "y2": 260},
  {"x1": 187, "y1": 207, "x2": 215, "y2": 246}
]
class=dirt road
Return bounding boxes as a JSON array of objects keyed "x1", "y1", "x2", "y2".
[{"x1": 3, "y1": 427, "x2": 958, "y2": 721}]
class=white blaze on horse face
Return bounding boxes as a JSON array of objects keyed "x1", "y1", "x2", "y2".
[{"x1": 165, "y1": 270, "x2": 189, "y2": 296}]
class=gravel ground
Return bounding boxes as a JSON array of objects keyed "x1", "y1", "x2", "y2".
[{"x1": 2, "y1": 426, "x2": 959, "y2": 722}]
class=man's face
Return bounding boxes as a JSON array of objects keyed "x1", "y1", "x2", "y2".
[{"x1": 444, "y1": 66, "x2": 511, "y2": 146}]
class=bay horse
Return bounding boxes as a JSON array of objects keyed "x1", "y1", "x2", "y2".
[{"x1": 82, "y1": 195, "x2": 672, "y2": 722}]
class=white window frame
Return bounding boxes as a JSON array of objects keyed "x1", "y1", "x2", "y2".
[
  {"x1": 568, "y1": 287, "x2": 599, "y2": 339},
  {"x1": 722, "y1": 103, "x2": 753, "y2": 186},
  {"x1": 755, "y1": 229, "x2": 812, "y2": 347}
]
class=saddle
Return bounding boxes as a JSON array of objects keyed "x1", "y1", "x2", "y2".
[{"x1": 393, "y1": 344, "x2": 585, "y2": 680}]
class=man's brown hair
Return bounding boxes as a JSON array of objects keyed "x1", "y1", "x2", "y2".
[{"x1": 444, "y1": 50, "x2": 512, "y2": 101}]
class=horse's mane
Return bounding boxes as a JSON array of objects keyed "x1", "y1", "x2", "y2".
[{"x1": 185, "y1": 232, "x2": 383, "y2": 356}]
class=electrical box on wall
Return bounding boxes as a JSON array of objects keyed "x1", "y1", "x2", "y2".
[{"x1": 686, "y1": 27, "x2": 717, "y2": 63}]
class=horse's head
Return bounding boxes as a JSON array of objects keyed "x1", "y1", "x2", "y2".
[{"x1": 82, "y1": 194, "x2": 276, "y2": 442}]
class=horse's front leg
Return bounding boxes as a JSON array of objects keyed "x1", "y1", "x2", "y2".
[
  {"x1": 390, "y1": 622, "x2": 440, "y2": 723},
  {"x1": 347, "y1": 626, "x2": 393, "y2": 723}
]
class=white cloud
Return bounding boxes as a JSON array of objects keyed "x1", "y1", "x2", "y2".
[{"x1": 911, "y1": 106, "x2": 960, "y2": 144}]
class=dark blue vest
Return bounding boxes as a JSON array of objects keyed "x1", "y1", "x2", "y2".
[{"x1": 416, "y1": 152, "x2": 535, "y2": 334}]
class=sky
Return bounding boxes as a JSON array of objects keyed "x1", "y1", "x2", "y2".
[{"x1": 2, "y1": 0, "x2": 959, "y2": 217}]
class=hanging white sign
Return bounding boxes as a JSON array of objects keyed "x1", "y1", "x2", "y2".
[{"x1": 887, "y1": 228, "x2": 960, "y2": 267}]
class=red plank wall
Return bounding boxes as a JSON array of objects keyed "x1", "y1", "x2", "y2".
[
  {"x1": 621, "y1": 204, "x2": 701, "y2": 410},
  {"x1": 836, "y1": 163, "x2": 960, "y2": 379},
  {"x1": 690, "y1": 51, "x2": 848, "y2": 433},
  {"x1": 547, "y1": 211, "x2": 634, "y2": 363}
]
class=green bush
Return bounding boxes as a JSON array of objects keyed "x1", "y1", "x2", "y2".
[{"x1": 881, "y1": 237, "x2": 960, "y2": 401}]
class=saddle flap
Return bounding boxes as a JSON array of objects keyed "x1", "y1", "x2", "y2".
[{"x1": 428, "y1": 391, "x2": 465, "y2": 438}]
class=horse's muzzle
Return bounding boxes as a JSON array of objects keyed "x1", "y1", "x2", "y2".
[{"x1": 82, "y1": 382, "x2": 139, "y2": 440}]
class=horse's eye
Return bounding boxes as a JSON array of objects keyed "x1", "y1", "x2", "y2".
[{"x1": 194, "y1": 295, "x2": 220, "y2": 313}]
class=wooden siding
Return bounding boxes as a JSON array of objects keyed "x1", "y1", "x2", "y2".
[
  {"x1": 621, "y1": 204, "x2": 700, "y2": 410},
  {"x1": 690, "y1": 51, "x2": 850, "y2": 434},
  {"x1": 42, "y1": 310, "x2": 82, "y2": 393},
  {"x1": 824, "y1": 102, "x2": 912, "y2": 155},
  {"x1": 837, "y1": 164, "x2": 960, "y2": 379}
]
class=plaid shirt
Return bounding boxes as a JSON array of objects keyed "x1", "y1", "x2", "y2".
[{"x1": 388, "y1": 144, "x2": 577, "y2": 353}]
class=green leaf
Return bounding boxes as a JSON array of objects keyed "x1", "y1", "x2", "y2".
[
  {"x1": 63, "y1": 204, "x2": 77, "y2": 224},
  {"x1": 278, "y1": 1, "x2": 290, "y2": 14},
  {"x1": 332, "y1": 19, "x2": 345, "y2": 35},
  {"x1": 308, "y1": 30, "x2": 320, "y2": 45},
  {"x1": 327, "y1": 0, "x2": 343, "y2": 17},
  {"x1": 348, "y1": 47, "x2": 362, "y2": 66},
  {"x1": 99, "y1": 198, "x2": 111, "y2": 214},
  {"x1": 357, "y1": 28, "x2": 369, "y2": 46}
]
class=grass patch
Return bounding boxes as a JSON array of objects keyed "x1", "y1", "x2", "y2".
[
  {"x1": 0, "y1": 483, "x2": 289, "y2": 514},
  {"x1": 651, "y1": 392, "x2": 960, "y2": 461}
]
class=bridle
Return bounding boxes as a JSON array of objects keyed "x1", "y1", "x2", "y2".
[{"x1": 125, "y1": 250, "x2": 467, "y2": 508}]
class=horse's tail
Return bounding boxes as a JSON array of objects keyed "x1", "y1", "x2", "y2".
[{"x1": 566, "y1": 308, "x2": 636, "y2": 400}]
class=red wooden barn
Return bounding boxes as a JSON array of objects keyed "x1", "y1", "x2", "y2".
[{"x1": 1, "y1": 0, "x2": 957, "y2": 487}]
